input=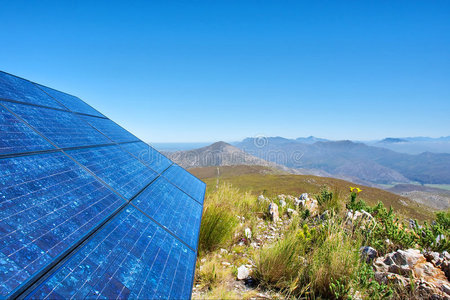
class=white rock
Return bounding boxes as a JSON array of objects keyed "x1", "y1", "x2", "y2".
[
  {"x1": 279, "y1": 199, "x2": 286, "y2": 207},
  {"x1": 258, "y1": 195, "x2": 266, "y2": 202},
  {"x1": 237, "y1": 265, "x2": 250, "y2": 280},
  {"x1": 220, "y1": 248, "x2": 228, "y2": 254},
  {"x1": 221, "y1": 261, "x2": 231, "y2": 266},
  {"x1": 244, "y1": 227, "x2": 252, "y2": 239},
  {"x1": 287, "y1": 208, "x2": 298, "y2": 217},
  {"x1": 299, "y1": 193, "x2": 309, "y2": 201}
]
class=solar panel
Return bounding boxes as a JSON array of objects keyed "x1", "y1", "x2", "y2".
[
  {"x1": 132, "y1": 176, "x2": 203, "y2": 249},
  {"x1": 36, "y1": 84, "x2": 105, "y2": 117},
  {"x1": 66, "y1": 145, "x2": 158, "y2": 200},
  {"x1": 162, "y1": 164, "x2": 206, "y2": 203},
  {"x1": 119, "y1": 141, "x2": 172, "y2": 174},
  {"x1": 0, "y1": 72, "x2": 63, "y2": 109},
  {"x1": 0, "y1": 152, "x2": 125, "y2": 298},
  {"x1": 80, "y1": 115, "x2": 140, "y2": 143},
  {"x1": 26, "y1": 206, "x2": 196, "y2": 300},
  {"x1": 2, "y1": 101, "x2": 112, "y2": 149},
  {"x1": 0, "y1": 104, "x2": 54, "y2": 156},
  {"x1": 0, "y1": 72, "x2": 205, "y2": 299}
]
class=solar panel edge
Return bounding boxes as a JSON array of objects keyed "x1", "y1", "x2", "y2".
[
  {"x1": 33, "y1": 83, "x2": 106, "y2": 118},
  {"x1": 0, "y1": 71, "x2": 65, "y2": 110}
]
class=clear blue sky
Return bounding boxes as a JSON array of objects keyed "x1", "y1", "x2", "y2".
[{"x1": 1, "y1": 1, "x2": 449, "y2": 143}]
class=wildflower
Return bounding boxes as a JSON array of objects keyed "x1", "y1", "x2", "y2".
[{"x1": 350, "y1": 187, "x2": 362, "y2": 193}]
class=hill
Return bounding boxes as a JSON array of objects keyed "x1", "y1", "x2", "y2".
[
  {"x1": 235, "y1": 137, "x2": 450, "y2": 184},
  {"x1": 189, "y1": 165, "x2": 434, "y2": 221}
]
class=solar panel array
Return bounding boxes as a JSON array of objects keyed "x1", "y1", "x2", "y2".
[{"x1": 0, "y1": 71, "x2": 205, "y2": 299}]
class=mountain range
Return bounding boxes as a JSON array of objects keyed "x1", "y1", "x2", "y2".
[{"x1": 234, "y1": 137, "x2": 450, "y2": 184}]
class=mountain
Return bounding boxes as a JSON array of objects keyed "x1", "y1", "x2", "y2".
[
  {"x1": 368, "y1": 136, "x2": 450, "y2": 154},
  {"x1": 378, "y1": 138, "x2": 408, "y2": 143},
  {"x1": 235, "y1": 138, "x2": 450, "y2": 184},
  {"x1": 295, "y1": 136, "x2": 329, "y2": 144},
  {"x1": 164, "y1": 141, "x2": 331, "y2": 176}
]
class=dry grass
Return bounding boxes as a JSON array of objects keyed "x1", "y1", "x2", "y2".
[{"x1": 189, "y1": 165, "x2": 434, "y2": 221}]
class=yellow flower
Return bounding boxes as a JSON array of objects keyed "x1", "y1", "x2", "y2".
[{"x1": 350, "y1": 186, "x2": 362, "y2": 193}]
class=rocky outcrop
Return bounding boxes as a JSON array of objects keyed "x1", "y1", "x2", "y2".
[{"x1": 374, "y1": 249, "x2": 450, "y2": 299}]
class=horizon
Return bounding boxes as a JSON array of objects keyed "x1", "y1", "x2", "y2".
[{"x1": 1, "y1": 1, "x2": 449, "y2": 142}]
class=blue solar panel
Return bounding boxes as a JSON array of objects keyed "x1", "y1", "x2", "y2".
[
  {"x1": 0, "y1": 152, "x2": 125, "y2": 298},
  {"x1": 132, "y1": 177, "x2": 203, "y2": 249},
  {"x1": 162, "y1": 164, "x2": 206, "y2": 203},
  {"x1": 0, "y1": 72, "x2": 64, "y2": 109},
  {"x1": 0, "y1": 104, "x2": 54, "y2": 156},
  {"x1": 36, "y1": 84, "x2": 104, "y2": 117},
  {"x1": 67, "y1": 145, "x2": 158, "y2": 200},
  {"x1": 27, "y1": 206, "x2": 196, "y2": 300},
  {"x1": 3, "y1": 102, "x2": 112, "y2": 149},
  {"x1": 120, "y1": 141, "x2": 172, "y2": 174},
  {"x1": 80, "y1": 115, "x2": 140, "y2": 143},
  {"x1": 0, "y1": 72, "x2": 205, "y2": 299}
]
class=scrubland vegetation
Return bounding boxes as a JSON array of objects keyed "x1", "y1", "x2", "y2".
[{"x1": 194, "y1": 183, "x2": 450, "y2": 299}]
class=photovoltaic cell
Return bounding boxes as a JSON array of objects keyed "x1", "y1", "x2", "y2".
[
  {"x1": 132, "y1": 177, "x2": 202, "y2": 249},
  {"x1": 119, "y1": 141, "x2": 172, "y2": 174},
  {"x1": 0, "y1": 152, "x2": 125, "y2": 298},
  {"x1": 27, "y1": 206, "x2": 196, "y2": 300},
  {"x1": 0, "y1": 72, "x2": 63, "y2": 109},
  {"x1": 36, "y1": 84, "x2": 104, "y2": 117},
  {"x1": 0, "y1": 104, "x2": 54, "y2": 156},
  {"x1": 162, "y1": 164, "x2": 206, "y2": 203},
  {"x1": 80, "y1": 115, "x2": 139, "y2": 143},
  {"x1": 3, "y1": 102, "x2": 112, "y2": 149},
  {"x1": 67, "y1": 145, "x2": 157, "y2": 200}
]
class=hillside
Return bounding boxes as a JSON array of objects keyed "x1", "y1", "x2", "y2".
[
  {"x1": 235, "y1": 137, "x2": 450, "y2": 184},
  {"x1": 387, "y1": 184, "x2": 450, "y2": 210},
  {"x1": 189, "y1": 165, "x2": 434, "y2": 221}
]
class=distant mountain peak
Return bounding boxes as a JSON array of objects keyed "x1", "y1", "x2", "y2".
[{"x1": 379, "y1": 138, "x2": 408, "y2": 144}]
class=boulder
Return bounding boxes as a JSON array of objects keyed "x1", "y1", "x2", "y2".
[
  {"x1": 360, "y1": 246, "x2": 378, "y2": 263},
  {"x1": 237, "y1": 265, "x2": 250, "y2": 280},
  {"x1": 268, "y1": 202, "x2": 280, "y2": 222}
]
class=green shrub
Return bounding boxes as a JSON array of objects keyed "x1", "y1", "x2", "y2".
[
  {"x1": 307, "y1": 226, "x2": 361, "y2": 298},
  {"x1": 198, "y1": 204, "x2": 237, "y2": 253},
  {"x1": 254, "y1": 230, "x2": 305, "y2": 291}
]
